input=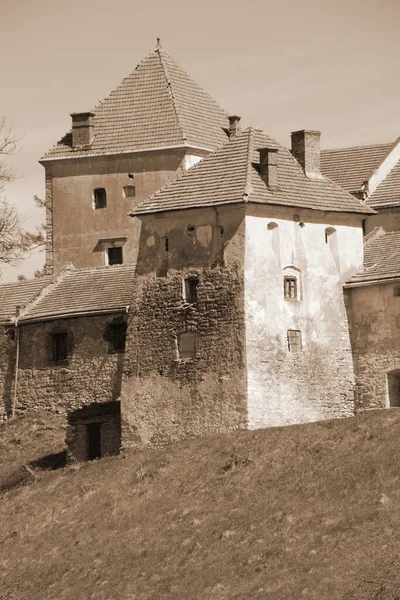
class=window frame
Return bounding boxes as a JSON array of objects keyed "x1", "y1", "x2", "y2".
[
  {"x1": 287, "y1": 329, "x2": 302, "y2": 353},
  {"x1": 184, "y1": 277, "x2": 199, "y2": 304},
  {"x1": 92, "y1": 187, "x2": 107, "y2": 210},
  {"x1": 283, "y1": 276, "x2": 297, "y2": 300},
  {"x1": 52, "y1": 331, "x2": 69, "y2": 362},
  {"x1": 177, "y1": 332, "x2": 197, "y2": 360}
]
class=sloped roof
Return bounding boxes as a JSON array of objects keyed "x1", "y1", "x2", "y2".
[
  {"x1": 131, "y1": 128, "x2": 374, "y2": 216},
  {"x1": 368, "y1": 159, "x2": 400, "y2": 208},
  {"x1": 42, "y1": 44, "x2": 229, "y2": 160},
  {"x1": 0, "y1": 278, "x2": 50, "y2": 323},
  {"x1": 346, "y1": 229, "x2": 400, "y2": 285},
  {"x1": 0, "y1": 265, "x2": 136, "y2": 323},
  {"x1": 320, "y1": 143, "x2": 393, "y2": 193}
]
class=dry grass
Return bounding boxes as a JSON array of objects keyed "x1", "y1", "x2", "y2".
[{"x1": 2, "y1": 410, "x2": 400, "y2": 599}]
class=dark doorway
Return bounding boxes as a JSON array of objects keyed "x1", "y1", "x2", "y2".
[
  {"x1": 387, "y1": 370, "x2": 400, "y2": 407},
  {"x1": 87, "y1": 422, "x2": 102, "y2": 460}
]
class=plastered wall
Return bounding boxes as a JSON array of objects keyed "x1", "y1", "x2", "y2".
[{"x1": 244, "y1": 205, "x2": 364, "y2": 428}]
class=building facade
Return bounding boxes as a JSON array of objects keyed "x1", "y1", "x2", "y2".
[{"x1": 1, "y1": 43, "x2": 399, "y2": 459}]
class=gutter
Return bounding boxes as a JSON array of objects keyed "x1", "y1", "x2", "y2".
[
  {"x1": 18, "y1": 305, "x2": 130, "y2": 325},
  {"x1": 344, "y1": 276, "x2": 400, "y2": 289},
  {"x1": 39, "y1": 143, "x2": 214, "y2": 164}
]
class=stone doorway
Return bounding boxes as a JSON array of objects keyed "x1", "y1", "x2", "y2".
[
  {"x1": 67, "y1": 401, "x2": 121, "y2": 462},
  {"x1": 87, "y1": 422, "x2": 102, "y2": 460},
  {"x1": 387, "y1": 370, "x2": 400, "y2": 407}
]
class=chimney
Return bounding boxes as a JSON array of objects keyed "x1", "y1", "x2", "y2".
[
  {"x1": 258, "y1": 147, "x2": 279, "y2": 191},
  {"x1": 228, "y1": 115, "x2": 241, "y2": 138},
  {"x1": 290, "y1": 130, "x2": 322, "y2": 179},
  {"x1": 70, "y1": 111, "x2": 95, "y2": 148}
]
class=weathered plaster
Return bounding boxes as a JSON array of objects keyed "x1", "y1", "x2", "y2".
[
  {"x1": 347, "y1": 282, "x2": 400, "y2": 410},
  {"x1": 121, "y1": 205, "x2": 248, "y2": 449},
  {"x1": 244, "y1": 205, "x2": 364, "y2": 428}
]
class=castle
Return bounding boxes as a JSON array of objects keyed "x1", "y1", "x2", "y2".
[{"x1": 1, "y1": 42, "x2": 399, "y2": 460}]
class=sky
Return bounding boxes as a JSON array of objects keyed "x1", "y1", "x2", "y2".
[{"x1": 1, "y1": 0, "x2": 399, "y2": 281}]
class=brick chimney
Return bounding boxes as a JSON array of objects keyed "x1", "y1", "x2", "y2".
[
  {"x1": 228, "y1": 115, "x2": 241, "y2": 138},
  {"x1": 70, "y1": 112, "x2": 95, "y2": 148},
  {"x1": 258, "y1": 147, "x2": 279, "y2": 191},
  {"x1": 291, "y1": 130, "x2": 322, "y2": 179}
]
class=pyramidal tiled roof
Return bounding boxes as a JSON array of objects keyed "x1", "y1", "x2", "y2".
[
  {"x1": 346, "y1": 229, "x2": 400, "y2": 285},
  {"x1": 42, "y1": 43, "x2": 229, "y2": 160},
  {"x1": 0, "y1": 265, "x2": 136, "y2": 324},
  {"x1": 131, "y1": 128, "x2": 374, "y2": 216},
  {"x1": 320, "y1": 143, "x2": 393, "y2": 194}
]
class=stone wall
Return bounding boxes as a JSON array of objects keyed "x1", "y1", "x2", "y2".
[
  {"x1": 0, "y1": 326, "x2": 16, "y2": 419},
  {"x1": 66, "y1": 402, "x2": 121, "y2": 461},
  {"x1": 15, "y1": 313, "x2": 127, "y2": 415},
  {"x1": 347, "y1": 281, "x2": 400, "y2": 410},
  {"x1": 121, "y1": 205, "x2": 248, "y2": 449},
  {"x1": 244, "y1": 205, "x2": 364, "y2": 427}
]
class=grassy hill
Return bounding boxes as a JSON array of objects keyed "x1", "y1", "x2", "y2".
[{"x1": 2, "y1": 410, "x2": 400, "y2": 599}]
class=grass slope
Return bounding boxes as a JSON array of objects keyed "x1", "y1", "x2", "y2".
[{"x1": 2, "y1": 410, "x2": 400, "y2": 599}]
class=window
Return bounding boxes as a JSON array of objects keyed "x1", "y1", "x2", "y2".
[
  {"x1": 107, "y1": 246, "x2": 123, "y2": 265},
  {"x1": 108, "y1": 323, "x2": 127, "y2": 354},
  {"x1": 122, "y1": 185, "x2": 136, "y2": 198},
  {"x1": 184, "y1": 277, "x2": 198, "y2": 303},
  {"x1": 284, "y1": 276, "x2": 297, "y2": 300},
  {"x1": 52, "y1": 332, "x2": 68, "y2": 362},
  {"x1": 93, "y1": 188, "x2": 107, "y2": 209},
  {"x1": 393, "y1": 287, "x2": 400, "y2": 297},
  {"x1": 287, "y1": 329, "x2": 302, "y2": 352},
  {"x1": 325, "y1": 227, "x2": 336, "y2": 244},
  {"x1": 178, "y1": 332, "x2": 196, "y2": 360}
]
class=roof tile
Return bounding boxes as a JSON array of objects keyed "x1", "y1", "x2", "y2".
[
  {"x1": 42, "y1": 47, "x2": 229, "y2": 160},
  {"x1": 132, "y1": 128, "x2": 374, "y2": 216}
]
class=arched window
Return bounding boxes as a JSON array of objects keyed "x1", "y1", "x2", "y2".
[
  {"x1": 325, "y1": 227, "x2": 339, "y2": 269},
  {"x1": 267, "y1": 222, "x2": 280, "y2": 266},
  {"x1": 283, "y1": 266, "x2": 301, "y2": 301}
]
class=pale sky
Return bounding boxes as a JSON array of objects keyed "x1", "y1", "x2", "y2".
[{"x1": 1, "y1": 0, "x2": 399, "y2": 281}]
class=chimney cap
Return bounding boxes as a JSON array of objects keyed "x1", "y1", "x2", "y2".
[
  {"x1": 228, "y1": 115, "x2": 241, "y2": 122},
  {"x1": 291, "y1": 129, "x2": 321, "y2": 137},
  {"x1": 70, "y1": 111, "x2": 95, "y2": 119}
]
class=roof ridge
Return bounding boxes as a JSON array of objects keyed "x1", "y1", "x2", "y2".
[
  {"x1": 156, "y1": 47, "x2": 186, "y2": 144},
  {"x1": 322, "y1": 142, "x2": 393, "y2": 153},
  {"x1": 243, "y1": 128, "x2": 254, "y2": 201}
]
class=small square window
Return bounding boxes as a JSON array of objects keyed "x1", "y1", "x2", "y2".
[
  {"x1": 107, "y1": 247, "x2": 123, "y2": 265},
  {"x1": 52, "y1": 332, "x2": 68, "y2": 362},
  {"x1": 122, "y1": 185, "x2": 136, "y2": 198},
  {"x1": 93, "y1": 188, "x2": 107, "y2": 209},
  {"x1": 178, "y1": 332, "x2": 196, "y2": 360},
  {"x1": 184, "y1": 277, "x2": 198, "y2": 303},
  {"x1": 287, "y1": 329, "x2": 302, "y2": 352},
  {"x1": 284, "y1": 276, "x2": 297, "y2": 300},
  {"x1": 108, "y1": 323, "x2": 127, "y2": 353},
  {"x1": 393, "y1": 286, "x2": 400, "y2": 297}
]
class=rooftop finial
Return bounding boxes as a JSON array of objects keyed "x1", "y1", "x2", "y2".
[{"x1": 156, "y1": 37, "x2": 161, "y2": 49}]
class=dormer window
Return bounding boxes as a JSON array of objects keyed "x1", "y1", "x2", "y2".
[{"x1": 93, "y1": 188, "x2": 107, "y2": 209}]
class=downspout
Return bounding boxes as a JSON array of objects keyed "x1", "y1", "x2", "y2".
[{"x1": 11, "y1": 306, "x2": 21, "y2": 418}]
